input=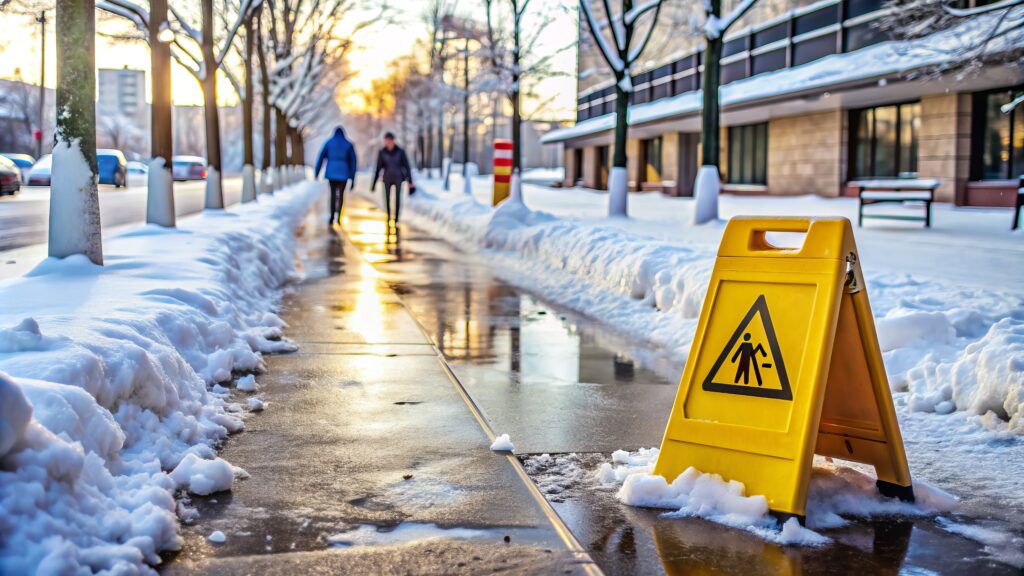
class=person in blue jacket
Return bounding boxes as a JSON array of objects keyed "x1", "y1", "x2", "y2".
[{"x1": 315, "y1": 126, "x2": 358, "y2": 225}]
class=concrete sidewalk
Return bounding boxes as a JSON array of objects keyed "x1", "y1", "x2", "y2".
[{"x1": 162, "y1": 209, "x2": 595, "y2": 574}]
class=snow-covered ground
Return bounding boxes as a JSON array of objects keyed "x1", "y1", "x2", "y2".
[
  {"x1": 397, "y1": 171, "x2": 1024, "y2": 549},
  {"x1": 0, "y1": 182, "x2": 320, "y2": 574}
]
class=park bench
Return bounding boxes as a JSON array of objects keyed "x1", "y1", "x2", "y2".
[
  {"x1": 853, "y1": 178, "x2": 940, "y2": 228},
  {"x1": 1013, "y1": 175, "x2": 1023, "y2": 230}
]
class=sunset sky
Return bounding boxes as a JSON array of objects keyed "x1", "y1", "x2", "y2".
[{"x1": 0, "y1": 1, "x2": 578, "y2": 119}]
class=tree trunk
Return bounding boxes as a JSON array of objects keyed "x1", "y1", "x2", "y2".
[
  {"x1": 240, "y1": 14, "x2": 257, "y2": 203},
  {"x1": 608, "y1": 81, "x2": 630, "y2": 216},
  {"x1": 701, "y1": 28, "x2": 722, "y2": 168},
  {"x1": 51, "y1": 0, "x2": 102, "y2": 264},
  {"x1": 147, "y1": 0, "x2": 175, "y2": 225},
  {"x1": 257, "y1": 13, "x2": 271, "y2": 172},
  {"x1": 201, "y1": 0, "x2": 223, "y2": 209},
  {"x1": 511, "y1": 7, "x2": 522, "y2": 173},
  {"x1": 274, "y1": 107, "x2": 288, "y2": 168},
  {"x1": 242, "y1": 17, "x2": 254, "y2": 168}
]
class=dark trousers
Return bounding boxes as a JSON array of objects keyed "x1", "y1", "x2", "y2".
[
  {"x1": 329, "y1": 179, "x2": 349, "y2": 223},
  {"x1": 383, "y1": 181, "x2": 402, "y2": 225}
]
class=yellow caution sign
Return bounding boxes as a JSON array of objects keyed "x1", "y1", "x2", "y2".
[{"x1": 654, "y1": 217, "x2": 913, "y2": 519}]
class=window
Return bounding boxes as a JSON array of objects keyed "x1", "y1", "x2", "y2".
[
  {"x1": 972, "y1": 88, "x2": 1024, "y2": 180},
  {"x1": 643, "y1": 137, "x2": 663, "y2": 183},
  {"x1": 850, "y1": 102, "x2": 920, "y2": 179},
  {"x1": 728, "y1": 123, "x2": 768, "y2": 185}
]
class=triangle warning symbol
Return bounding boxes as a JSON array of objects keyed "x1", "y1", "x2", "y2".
[{"x1": 702, "y1": 295, "x2": 793, "y2": 400}]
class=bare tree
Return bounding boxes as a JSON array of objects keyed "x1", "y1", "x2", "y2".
[
  {"x1": 579, "y1": 0, "x2": 664, "y2": 217},
  {"x1": 97, "y1": 113, "x2": 146, "y2": 153},
  {"x1": 166, "y1": 0, "x2": 262, "y2": 208},
  {"x1": 879, "y1": 0, "x2": 1023, "y2": 112},
  {"x1": 689, "y1": 0, "x2": 760, "y2": 224}
]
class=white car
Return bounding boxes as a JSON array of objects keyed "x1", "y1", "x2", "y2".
[
  {"x1": 127, "y1": 161, "x2": 149, "y2": 187},
  {"x1": 27, "y1": 154, "x2": 52, "y2": 187},
  {"x1": 172, "y1": 156, "x2": 207, "y2": 181}
]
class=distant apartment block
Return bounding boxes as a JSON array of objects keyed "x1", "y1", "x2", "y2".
[{"x1": 98, "y1": 67, "x2": 146, "y2": 125}]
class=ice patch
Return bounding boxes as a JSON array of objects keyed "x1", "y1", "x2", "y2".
[
  {"x1": 207, "y1": 530, "x2": 226, "y2": 544},
  {"x1": 326, "y1": 522, "x2": 487, "y2": 548},
  {"x1": 490, "y1": 433, "x2": 514, "y2": 452}
]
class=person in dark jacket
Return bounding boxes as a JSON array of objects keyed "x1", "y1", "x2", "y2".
[
  {"x1": 314, "y1": 126, "x2": 358, "y2": 225},
  {"x1": 369, "y1": 132, "x2": 414, "y2": 227}
]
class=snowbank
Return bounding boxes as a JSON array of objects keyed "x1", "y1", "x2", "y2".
[
  {"x1": 597, "y1": 448, "x2": 956, "y2": 546},
  {"x1": 0, "y1": 182, "x2": 320, "y2": 574},
  {"x1": 401, "y1": 187, "x2": 1024, "y2": 435}
]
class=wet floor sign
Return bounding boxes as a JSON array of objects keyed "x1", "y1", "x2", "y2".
[{"x1": 654, "y1": 217, "x2": 913, "y2": 520}]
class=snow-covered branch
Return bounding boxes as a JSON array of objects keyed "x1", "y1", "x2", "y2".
[
  {"x1": 944, "y1": 0, "x2": 1022, "y2": 18},
  {"x1": 580, "y1": 0, "x2": 625, "y2": 73},
  {"x1": 711, "y1": 0, "x2": 759, "y2": 37}
]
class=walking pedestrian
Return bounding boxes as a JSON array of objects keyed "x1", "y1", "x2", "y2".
[
  {"x1": 314, "y1": 126, "x2": 357, "y2": 226},
  {"x1": 369, "y1": 132, "x2": 414, "y2": 228}
]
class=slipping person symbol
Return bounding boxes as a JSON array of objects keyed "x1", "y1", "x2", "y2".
[{"x1": 731, "y1": 333, "x2": 767, "y2": 386}]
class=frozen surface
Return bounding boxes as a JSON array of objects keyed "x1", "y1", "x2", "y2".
[
  {"x1": 0, "y1": 182, "x2": 320, "y2": 574},
  {"x1": 326, "y1": 522, "x2": 488, "y2": 548},
  {"x1": 397, "y1": 174, "x2": 1024, "y2": 522}
]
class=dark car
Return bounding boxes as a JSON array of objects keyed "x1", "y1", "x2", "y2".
[
  {"x1": 0, "y1": 155, "x2": 20, "y2": 195},
  {"x1": 97, "y1": 149, "x2": 128, "y2": 187},
  {"x1": 0, "y1": 153, "x2": 35, "y2": 182},
  {"x1": 172, "y1": 156, "x2": 207, "y2": 181}
]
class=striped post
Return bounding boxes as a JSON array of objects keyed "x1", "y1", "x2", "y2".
[{"x1": 492, "y1": 139, "x2": 513, "y2": 206}]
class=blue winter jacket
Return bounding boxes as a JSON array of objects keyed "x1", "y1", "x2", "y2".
[{"x1": 315, "y1": 127, "x2": 357, "y2": 182}]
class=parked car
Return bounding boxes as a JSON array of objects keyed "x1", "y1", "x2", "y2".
[
  {"x1": 127, "y1": 161, "x2": 148, "y2": 187},
  {"x1": 27, "y1": 154, "x2": 51, "y2": 186},
  {"x1": 97, "y1": 149, "x2": 128, "y2": 187},
  {"x1": 1, "y1": 153, "x2": 35, "y2": 182},
  {"x1": 172, "y1": 156, "x2": 207, "y2": 181},
  {"x1": 0, "y1": 155, "x2": 21, "y2": 196}
]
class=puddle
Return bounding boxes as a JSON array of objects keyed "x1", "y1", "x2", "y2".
[{"x1": 326, "y1": 522, "x2": 488, "y2": 548}]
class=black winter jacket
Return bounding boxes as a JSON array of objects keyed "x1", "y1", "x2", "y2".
[{"x1": 370, "y1": 146, "x2": 412, "y2": 189}]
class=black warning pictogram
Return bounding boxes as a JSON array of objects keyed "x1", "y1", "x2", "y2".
[{"x1": 702, "y1": 294, "x2": 792, "y2": 400}]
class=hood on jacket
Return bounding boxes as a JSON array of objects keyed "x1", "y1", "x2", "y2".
[{"x1": 333, "y1": 127, "x2": 347, "y2": 139}]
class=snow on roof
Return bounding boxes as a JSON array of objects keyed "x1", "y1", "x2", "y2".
[{"x1": 542, "y1": 7, "x2": 1024, "y2": 144}]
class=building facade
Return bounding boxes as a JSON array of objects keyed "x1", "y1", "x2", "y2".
[
  {"x1": 544, "y1": 0, "x2": 1024, "y2": 206},
  {"x1": 97, "y1": 67, "x2": 146, "y2": 127}
]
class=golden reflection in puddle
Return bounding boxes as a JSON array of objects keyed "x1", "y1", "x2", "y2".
[{"x1": 347, "y1": 261, "x2": 388, "y2": 382}]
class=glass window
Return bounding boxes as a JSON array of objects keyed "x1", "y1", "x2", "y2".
[
  {"x1": 974, "y1": 89, "x2": 1023, "y2": 180},
  {"x1": 644, "y1": 137, "x2": 663, "y2": 183},
  {"x1": 728, "y1": 123, "x2": 768, "y2": 184},
  {"x1": 850, "y1": 102, "x2": 920, "y2": 178}
]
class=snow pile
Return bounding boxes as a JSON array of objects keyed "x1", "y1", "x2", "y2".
[
  {"x1": 0, "y1": 182, "x2": 320, "y2": 574},
  {"x1": 489, "y1": 433, "x2": 514, "y2": 452},
  {"x1": 402, "y1": 187, "x2": 1024, "y2": 434},
  {"x1": 596, "y1": 448, "x2": 956, "y2": 546}
]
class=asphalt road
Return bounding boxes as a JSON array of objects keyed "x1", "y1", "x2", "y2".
[{"x1": 0, "y1": 176, "x2": 244, "y2": 252}]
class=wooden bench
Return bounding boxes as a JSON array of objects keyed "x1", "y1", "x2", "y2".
[
  {"x1": 853, "y1": 179, "x2": 941, "y2": 228},
  {"x1": 1013, "y1": 176, "x2": 1023, "y2": 230}
]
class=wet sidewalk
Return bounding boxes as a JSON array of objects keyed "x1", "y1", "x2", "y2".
[
  {"x1": 339, "y1": 195, "x2": 1023, "y2": 575},
  {"x1": 162, "y1": 204, "x2": 595, "y2": 574}
]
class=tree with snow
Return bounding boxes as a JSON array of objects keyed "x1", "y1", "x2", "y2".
[
  {"x1": 483, "y1": 0, "x2": 568, "y2": 201},
  {"x1": 50, "y1": 0, "x2": 103, "y2": 264},
  {"x1": 691, "y1": 0, "x2": 759, "y2": 224},
  {"x1": 879, "y1": 0, "x2": 1024, "y2": 113},
  {"x1": 579, "y1": 0, "x2": 665, "y2": 217}
]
